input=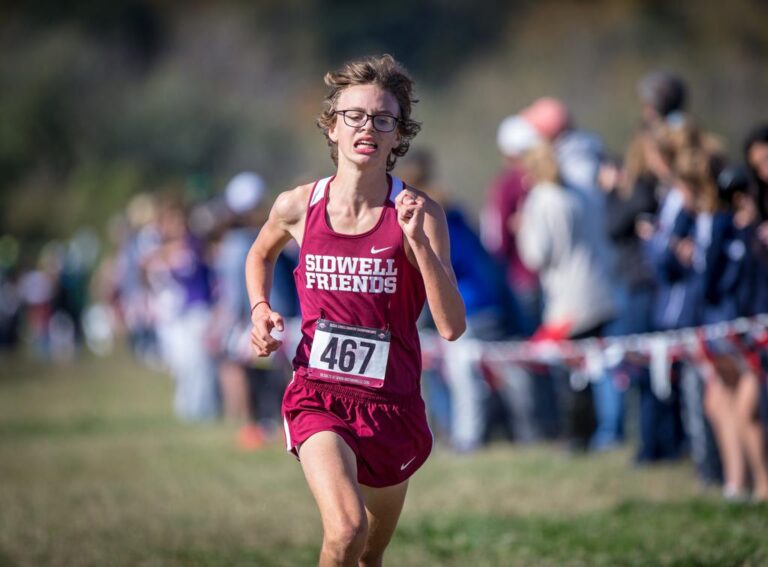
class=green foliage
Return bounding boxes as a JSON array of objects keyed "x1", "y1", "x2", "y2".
[
  {"x1": 1, "y1": 0, "x2": 768, "y2": 246},
  {"x1": 308, "y1": 0, "x2": 515, "y2": 81}
]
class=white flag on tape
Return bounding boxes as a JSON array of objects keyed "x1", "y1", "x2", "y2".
[{"x1": 649, "y1": 335, "x2": 672, "y2": 400}]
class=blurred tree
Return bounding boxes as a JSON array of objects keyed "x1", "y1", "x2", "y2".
[
  {"x1": 0, "y1": 0, "x2": 766, "y2": 254},
  {"x1": 307, "y1": 0, "x2": 514, "y2": 82}
]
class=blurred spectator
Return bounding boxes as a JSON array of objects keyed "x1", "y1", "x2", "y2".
[
  {"x1": 600, "y1": 134, "x2": 684, "y2": 463},
  {"x1": 0, "y1": 272, "x2": 21, "y2": 351},
  {"x1": 521, "y1": 98, "x2": 628, "y2": 450},
  {"x1": 646, "y1": 115, "x2": 726, "y2": 485},
  {"x1": 56, "y1": 229, "x2": 101, "y2": 352},
  {"x1": 482, "y1": 115, "x2": 542, "y2": 334},
  {"x1": 210, "y1": 173, "x2": 264, "y2": 433},
  {"x1": 743, "y1": 123, "x2": 768, "y2": 314},
  {"x1": 660, "y1": 140, "x2": 768, "y2": 501},
  {"x1": 144, "y1": 198, "x2": 219, "y2": 422},
  {"x1": 734, "y1": 123, "x2": 768, "y2": 501},
  {"x1": 18, "y1": 246, "x2": 62, "y2": 360},
  {"x1": 517, "y1": 143, "x2": 617, "y2": 337},
  {"x1": 647, "y1": 121, "x2": 692, "y2": 330},
  {"x1": 209, "y1": 172, "x2": 291, "y2": 448},
  {"x1": 601, "y1": 149, "x2": 658, "y2": 328},
  {"x1": 637, "y1": 70, "x2": 688, "y2": 127},
  {"x1": 648, "y1": 115, "x2": 729, "y2": 311},
  {"x1": 522, "y1": 97, "x2": 605, "y2": 200},
  {"x1": 517, "y1": 143, "x2": 617, "y2": 451},
  {"x1": 115, "y1": 194, "x2": 162, "y2": 366}
]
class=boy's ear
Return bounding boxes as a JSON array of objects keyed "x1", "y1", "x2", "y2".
[{"x1": 328, "y1": 119, "x2": 339, "y2": 144}]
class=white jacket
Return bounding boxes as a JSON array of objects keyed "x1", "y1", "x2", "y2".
[{"x1": 518, "y1": 181, "x2": 617, "y2": 335}]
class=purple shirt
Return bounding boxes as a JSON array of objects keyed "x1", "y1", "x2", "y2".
[{"x1": 170, "y1": 236, "x2": 213, "y2": 309}]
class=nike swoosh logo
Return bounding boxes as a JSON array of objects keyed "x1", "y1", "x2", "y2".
[
  {"x1": 370, "y1": 246, "x2": 392, "y2": 254},
  {"x1": 400, "y1": 456, "x2": 417, "y2": 470}
]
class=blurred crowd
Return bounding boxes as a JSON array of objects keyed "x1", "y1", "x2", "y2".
[
  {"x1": 2, "y1": 70, "x2": 768, "y2": 501},
  {"x1": 0, "y1": 173, "x2": 300, "y2": 449},
  {"x1": 410, "y1": 70, "x2": 768, "y2": 503}
]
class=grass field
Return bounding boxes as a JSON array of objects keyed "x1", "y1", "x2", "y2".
[{"x1": 1, "y1": 351, "x2": 767, "y2": 567}]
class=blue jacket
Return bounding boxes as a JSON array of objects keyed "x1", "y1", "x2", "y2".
[
  {"x1": 655, "y1": 209, "x2": 748, "y2": 328},
  {"x1": 445, "y1": 207, "x2": 525, "y2": 336}
]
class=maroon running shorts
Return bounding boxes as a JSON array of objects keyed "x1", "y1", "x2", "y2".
[{"x1": 282, "y1": 372, "x2": 433, "y2": 488}]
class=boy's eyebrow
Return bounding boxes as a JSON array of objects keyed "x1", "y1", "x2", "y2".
[{"x1": 341, "y1": 106, "x2": 397, "y2": 116}]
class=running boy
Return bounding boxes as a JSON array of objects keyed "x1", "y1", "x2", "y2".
[{"x1": 246, "y1": 54, "x2": 465, "y2": 566}]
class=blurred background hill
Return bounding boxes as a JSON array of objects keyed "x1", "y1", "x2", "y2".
[{"x1": 1, "y1": 0, "x2": 767, "y2": 258}]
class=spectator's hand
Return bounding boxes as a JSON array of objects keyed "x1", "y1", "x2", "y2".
[
  {"x1": 758, "y1": 221, "x2": 768, "y2": 246},
  {"x1": 635, "y1": 215, "x2": 656, "y2": 241},
  {"x1": 674, "y1": 238, "x2": 695, "y2": 266},
  {"x1": 734, "y1": 196, "x2": 758, "y2": 229},
  {"x1": 250, "y1": 304, "x2": 284, "y2": 357},
  {"x1": 597, "y1": 162, "x2": 622, "y2": 193}
]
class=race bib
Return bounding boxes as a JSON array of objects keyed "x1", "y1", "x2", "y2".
[{"x1": 308, "y1": 318, "x2": 391, "y2": 388}]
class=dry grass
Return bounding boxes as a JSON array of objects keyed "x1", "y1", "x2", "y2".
[{"x1": 1, "y1": 350, "x2": 766, "y2": 566}]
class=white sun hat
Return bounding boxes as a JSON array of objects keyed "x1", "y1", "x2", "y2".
[
  {"x1": 496, "y1": 114, "x2": 542, "y2": 157},
  {"x1": 225, "y1": 172, "x2": 266, "y2": 214}
]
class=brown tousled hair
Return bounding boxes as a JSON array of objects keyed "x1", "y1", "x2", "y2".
[{"x1": 317, "y1": 54, "x2": 421, "y2": 172}]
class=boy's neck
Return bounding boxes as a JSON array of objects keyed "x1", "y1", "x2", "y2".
[{"x1": 331, "y1": 164, "x2": 390, "y2": 209}]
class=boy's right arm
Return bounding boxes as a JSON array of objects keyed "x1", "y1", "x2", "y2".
[{"x1": 247, "y1": 184, "x2": 310, "y2": 357}]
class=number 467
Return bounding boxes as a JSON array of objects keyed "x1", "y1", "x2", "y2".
[{"x1": 320, "y1": 338, "x2": 375, "y2": 373}]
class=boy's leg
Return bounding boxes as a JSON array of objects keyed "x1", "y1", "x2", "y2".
[
  {"x1": 359, "y1": 480, "x2": 409, "y2": 567},
  {"x1": 299, "y1": 431, "x2": 368, "y2": 567}
]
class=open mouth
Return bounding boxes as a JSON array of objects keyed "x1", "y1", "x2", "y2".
[{"x1": 354, "y1": 139, "x2": 378, "y2": 150}]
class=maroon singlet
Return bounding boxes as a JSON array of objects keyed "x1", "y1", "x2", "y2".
[
  {"x1": 292, "y1": 174, "x2": 427, "y2": 399},
  {"x1": 282, "y1": 175, "x2": 433, "y2": 487}
]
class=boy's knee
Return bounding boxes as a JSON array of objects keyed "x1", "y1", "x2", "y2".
[{"x1": 323, "y1": 517, "x2": 368, "y2": 563}]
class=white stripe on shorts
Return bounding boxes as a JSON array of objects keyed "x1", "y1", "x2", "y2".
[
  {"x1": 283, "y1": 416, "x2": 292, "y2": 452},
  {"x1": 283, "y1": 372, "x2": 295, "y2": 452}
]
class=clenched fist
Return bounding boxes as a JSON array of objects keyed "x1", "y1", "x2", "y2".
[{"x1": 395, "y1": 189, "x2": 427, "y2": 244}]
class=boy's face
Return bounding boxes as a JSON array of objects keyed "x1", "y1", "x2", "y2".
[{"x1": 328, "y1": 84, "x2": 401, "y2": 171}]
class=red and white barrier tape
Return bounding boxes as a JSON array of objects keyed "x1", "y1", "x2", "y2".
[{"x1": 419, "y1": 314, "x2": 768, "y2": 399}]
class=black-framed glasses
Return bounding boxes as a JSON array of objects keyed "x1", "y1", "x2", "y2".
[{"x1": 335, "y1": 110, "x2": 399, "y2": 132}]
